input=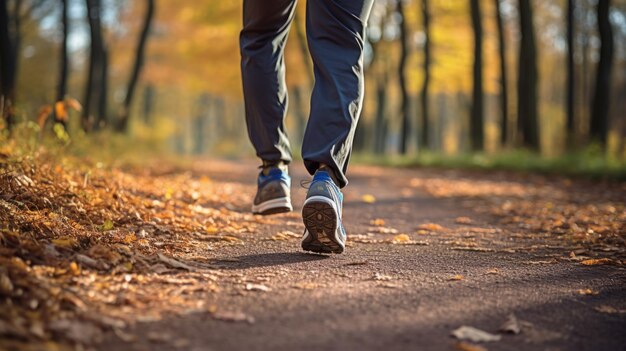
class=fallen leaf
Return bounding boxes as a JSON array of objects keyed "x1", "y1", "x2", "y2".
[
  {"x1": 101, "y1": 219, "x2": 114, "y2": 231},
  {"x1": 455, "y1": 217, "x2": 474, "y2": 225},
  {"x1": 418, "y1": 223, "x2": 446, "y2": 231},
  {"x1": 361, "y1": 194, "x2": 376, "y2": 203},
  {"x1": 270, "y1": 231, "x2": 300, "y2": 241},
  {"x1": 52, "y1": 237, "x2": 78, "y2": 249},
  {"x1": 499, "y1": 314, "x2": 521, "y2": 334},
  {"x1": 449, "y1": 274, "x2": 464, "y2": 281},
  {"x1": 212, "y1": 311, "x2": 255, "y2": 324},
  {"x1": 245, "y1": 283, "x2": 270, "y2": 292},
  {"x1": 370, "y1": 218, "x2": 386, "y2": 226},
  {"x1": 580, "y1": 258, "x2": 614, "y2": 266},
  {"x1": 392, "y1": 234, "x2": 410, "y2": 243},
  {"x1": 451, "y1": 326, "x2": 501, "y2": 343},
  {"x1": 577, "y1": 288, "x2": 599, "y2": 296}
]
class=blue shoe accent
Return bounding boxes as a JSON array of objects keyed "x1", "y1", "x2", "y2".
[
  {"x1": 301, "y1": 170, "x2": 345, "y2": 253},
  {"x1": 252, "y1": 168, "x2": 292, "y2": 215}
]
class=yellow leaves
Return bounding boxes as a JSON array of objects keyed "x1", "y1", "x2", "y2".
[
  {"x1": 101, "y1": 220, "x2": 115, "y2": 231},
  {"x1": 418, "y1": 223, "x2": 446, "y2": 231},
  {"x1": 69, "y1": 262, "x2": 81, "y2": 276},
  {"x1": 52, "y1": 237, "x2": 78, "y2": 249},
  {"x1": 37, "y1": 105, "x2": 53, "y2": 128},
  {"x1": 392, "y1": 234, "x2": 411, "y2": 243},
  {"x1": 577, "y1": 288, "x2": 599, "y2": 296},
  {"x1": 64, "y1": 98, "x2": 83, "y2": 112},
  {"x1": 370, "y1": 218, "x2": 386, "y2": 226},
  {"x1": 580, "y1": 258, "x2": 614, "y2": 266},
  {"x1": 361, "y1": 194, "x2": 376, "y2": 203},
  {"x1": 123, "y1": 233, "x2": 137, "y2": 244},
  {"x1": 55, "y1": 101, "x2": 68, "y2": 122},
  {"x1": 391, "y1": 234, "x2": 428, "y2": 246},
  {"x1": 164, "y1": 188, "x2": 174, "y2": 200},
  {"x1": 205, "y1": 226, "x2": 219, "y2": 234},
  {"x1": 270, "y1": 231, "x2": 300, "y2": 241}
]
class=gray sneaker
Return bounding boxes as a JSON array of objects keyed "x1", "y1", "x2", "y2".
[{"x1": 252, "y1": 167, "x2": 293, "y2": 215}]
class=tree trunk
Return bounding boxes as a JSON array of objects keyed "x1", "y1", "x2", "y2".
[
  {"x1": 142, "y1": 84, "x2": 155, "y2": 124},
  {"x1": 517, "y1": 0, "x2": 539, "y2": 150},
  {"x1": 495, "y1": 0, "x2": 509, "y2": 147},
  {"x1": 83, "y1": 0, "x2": 107, "y2": 132},
  {"x1": 470, "y1": 0, "x2": 484, "y2": 151},
  {"x1": 590, "y1": 0, "x2": 613, "y2": 146},
  {"x1": 419, "y1": 0, "x2": 431, "y2": 150},
  {"x1": 116, "y1": 0, "x2": 155, "y2": 132},
  {"x1": 0, "y1": 0, "x2": 20, "y2": 130},
  {"x1": 565, "y1": 0, "x2": 575, "y2": 145},
  {"x1": 374, "y1": 71, "x2": 388, "y2": 154},
  {"x1": 398, "y1": 0, "x2": 410, "y2": 154},
  {"x1": 95, "y1": 45, "x2": 108, "y2": 129},
  {"x1": 55, "y1": 0, "x2": 69, "y2": 130}
]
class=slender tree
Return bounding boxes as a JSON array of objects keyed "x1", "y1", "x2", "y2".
[
  {"x1": 374, "y1": 68, "x2": 389, "y2": 154},
  {"x1": 83, "y1": 0, "x2": 108, "y2": 131},
  {"x1": 495, "y1": 0, "x2": 509, "y2": 146},
  {"x1": 116, "y1": 0, "x2": 155, "y2": 132},
  {"x1": 419, "y1": 0, "x2": 431, "y2": 150},
  {"x1": 470, "y1": 0, "x2": 484, "y2": 151},
  {"x1": 397, "y1": 0, "x2": 410, "y2": 154},
  {"x1": 54, "y1": 0, "x2": 69, "y2": 130},
  {"x1": 0, "y1": 0, "x2": 22, "y2": 130},
  {"x1": 565, "y1": 0, "x2": 575, "y2": 144},
  {"x1": 590, "y1": 0, "x2": 614, "y2": 146},
  {"x1": 517, "y1": 0, "x2": 539, "y2": 150}
]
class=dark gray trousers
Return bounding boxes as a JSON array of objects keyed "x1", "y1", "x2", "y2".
[{"x1": 240, "y1": 0, "x2": 373, "y2": 188}]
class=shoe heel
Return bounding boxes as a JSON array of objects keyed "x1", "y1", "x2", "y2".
[{"x1": 301, "y1": 198, "x2": 343, "y2": 253}]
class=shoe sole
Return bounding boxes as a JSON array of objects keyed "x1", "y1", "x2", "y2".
[
  {"x1": 252, "y1": 197, "x2": 292, "y2": 216},
  {"x1": 301, "y1": 196, "x2": 344, "y2": 254}
]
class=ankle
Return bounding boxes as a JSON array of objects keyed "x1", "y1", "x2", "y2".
[
  {"x1": 317, "y1": 164, "x2": 340, "y2": 187},
  {"x1": 261, "y1": 160, "x2": 288, "y2": 176}
]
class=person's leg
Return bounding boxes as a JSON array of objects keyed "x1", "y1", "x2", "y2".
[
  {"x1": 240, "y1": 0, "x2": 297, "y2": 166},
  {"x1": 300, "y1": 0, "x2": 373, "y2": 253},
  {"x1": 240, "y1": 0, "x2": 297, "y2": 215},
  {"x1": 302, "y1": 0, "x2": 374, "y2": 188}
]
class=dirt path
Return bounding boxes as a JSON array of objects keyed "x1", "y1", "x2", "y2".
[{"x1": 94, "y1": 159, "x2": 626, "y2": 351}]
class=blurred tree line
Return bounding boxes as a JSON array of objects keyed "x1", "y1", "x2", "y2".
[{"x1": 0, "y1": 0, "x2": 625, "y2": 159}]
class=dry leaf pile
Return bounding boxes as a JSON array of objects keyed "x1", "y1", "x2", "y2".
[
  {"x1": 0, "y1": 150, "x2": 266, "y2": 349},
  {"x1": 409, "y1": 173, "x2": 626, "y2": 261}
]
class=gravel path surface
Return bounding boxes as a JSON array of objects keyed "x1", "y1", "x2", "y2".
[{"x1": 101, "y1": 160, "x2": 626, "y2": 351}]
